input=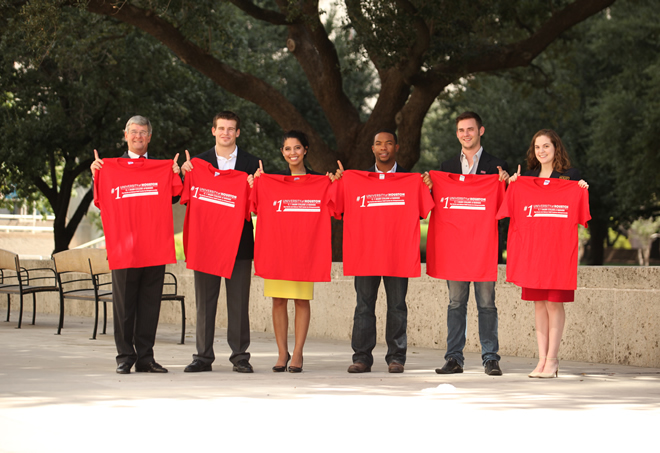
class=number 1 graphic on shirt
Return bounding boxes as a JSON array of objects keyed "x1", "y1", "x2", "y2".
[
  {"x1": 441, "y1": 197, "x2": 450, "y2": 209},
  {"x1": 111, "y1": 187, "x2": 121, "y2": 199},
  {"x1": 191, "y1": 186, "x2": 199, "y2": 198},
  {"x1": 524, "y1": 205, "x2": 534, "y2": 217},
  {"x1": 274, "y1": 200, "x2": 283, "y2": 212},
  {"x1": 357, "y1": 195, "x2": 366, "y2": 207}
]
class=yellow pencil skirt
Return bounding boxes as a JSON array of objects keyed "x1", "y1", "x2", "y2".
[{"x1": 264, "y1": 279, "x2": 314, "y2": 300}]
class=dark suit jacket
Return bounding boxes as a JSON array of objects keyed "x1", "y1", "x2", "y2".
[
  {"x1": 273, "y1": 165, "x2": 322, "y2": 176},
  {"x1": 523, "y1": 167, "x2": 581, "y2": 181},
  {"x1": 192, "y1": 146, "x2": 260, "y2": 260},
  {"x1": 440, "y1": 150, "x2": 508, "y2": 175},
  {"x1": 365, "y1": 163, "x2": 408, "y2": 173}
]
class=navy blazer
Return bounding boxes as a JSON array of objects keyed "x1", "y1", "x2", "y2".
[
  {"x1": 273, "y1": 165, "x2": 322, "y2": 176},
  {"x1": 191, "y1": 146, "x2": 261, "y2": 260},
  {"x1": 440, "y1": 150, "x2": 509, "y2": 175},
  {"x1": 365, "y1": 163, "x2": 408, "y2": 173},
  {"x1": 523, "y1": 167, "x2": 582, "y2": 181}
]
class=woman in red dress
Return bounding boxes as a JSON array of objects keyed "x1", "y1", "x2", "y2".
[{"x1": 509, "y1": 129, "x2": 588, "y2": 378}]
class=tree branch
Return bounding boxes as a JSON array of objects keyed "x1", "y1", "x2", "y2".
[
  {"x1": 393, "y1": 0, "x2": 430, "y2": 81},
  {"x1": 426, "y1": 0, "x2": 615, "y2": 80},
  {"x1": 83, "y1": 0, "x2": 339, "y2": 171},
  {"x1": 281, "y1": 0, "x2": 362, "y2": 147},
  {"x1": 32, "y1": 176, "x2": 56, "y2": 208},
  {"x1": 227, "y1": 0, "x2": 290, "y2": 25},
  {"x1": 343, "y1": 0, "x2": 385, "y2": 73},
  {"x1": 64, "y1": 187, "x2": 94, "y2": 239}
]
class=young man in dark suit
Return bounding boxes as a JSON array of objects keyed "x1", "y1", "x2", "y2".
[
  {"x1": 424, "y1": 111, "x2": 510, "y2": 376},
  {"x1": 90, "y1": 115, "x2": 181, "y2": 374},
  {"x1": 348, "y1": 130, "x2": 410, "y2": 374},
  {"x1": 181, "y1": 111, "x2": 260, "y2": 373}
]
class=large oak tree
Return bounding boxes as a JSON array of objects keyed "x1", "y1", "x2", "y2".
[
  {"x1": 72, "y1": 0, "x2": 615, "y2": 172},
  {"x1": 1, "y1": 0, "x2": 617, "y2": 254}
]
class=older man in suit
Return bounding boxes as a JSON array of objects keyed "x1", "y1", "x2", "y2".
[
  {"x1": 181, "y1": 111, "x2": 260, "y2": 373},
  {"x1": 424, "y1": 111, "x2": 510, "y2": 376},
  {"x1": 91, "y1": 115, "x2": 181, "y2": 374}
]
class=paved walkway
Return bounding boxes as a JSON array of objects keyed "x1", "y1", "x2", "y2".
[{"x1": 1, "y1": 312, "x2": 659, "y2": 452}]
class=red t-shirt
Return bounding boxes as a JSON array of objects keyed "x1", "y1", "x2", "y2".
[
  {"x1": 93, "y1": 158, "x2": 183, "y2": 270},
  {"x1": 180, "y1": 159, "x2": 251, "y2": 278},
  {"x1": 426, "y1": 171, "x2": 505, "y2": 281},
  {"x1": 334, "y1": 170, "x2": 434, "y2": 277},
  {"x1": 250, "y1": 173, "x2": 336, "y2": 282},
  {"x1": 496, "y1": 176, "x2": 590, "y2": 290}
]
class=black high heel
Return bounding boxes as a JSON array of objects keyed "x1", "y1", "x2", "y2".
[
  {"x1": 272, "y1": 353, "x2": 290, "y2": 372},
  {"x1": 289, "y1": 357, "x2": 303, "y2": 373}
]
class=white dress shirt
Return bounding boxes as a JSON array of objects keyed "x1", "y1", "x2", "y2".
[
  {"x1": 460, "y1": 147, "x2": 483, "y2": 175},
  {"x1": 216, "y1": 146, "x2": 238, "y2": 170}
]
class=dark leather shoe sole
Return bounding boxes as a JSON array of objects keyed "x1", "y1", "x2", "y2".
[
  {"x1": 184, "y1": 362, "x2": 212, "y2": 372},
  {"x1": 232, "y1": 365, "x2": 254, "y2": 373},
  {"x1": 388, "y1": 363, "x2": 404, "y2": 373}
]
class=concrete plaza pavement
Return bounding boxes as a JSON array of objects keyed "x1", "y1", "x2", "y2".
[{"x1": 1, "y1": 311, "x2": 659, "y2": 453}]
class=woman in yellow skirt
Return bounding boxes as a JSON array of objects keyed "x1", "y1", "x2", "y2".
[{"x1": 251, "y1": 130, "x2": 337, "y2": 372}]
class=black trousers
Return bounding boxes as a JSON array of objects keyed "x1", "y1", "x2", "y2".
[
  {"x1": 112, "y1": 265, "x2": 165, "y2": 366},
  {"x1": 192, "y1": 259, "x2": 252, "y2": 365}
]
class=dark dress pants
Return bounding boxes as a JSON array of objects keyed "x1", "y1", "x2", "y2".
[
  {"x1": 112, "y1": 265, "x2": 165, "y2": 366},
  {"x1": 351, "y1": 276, "x2": 408, "y2": 367},
  {"x1": 193, "y1": 259, "x2": 252, "y2": 365}
]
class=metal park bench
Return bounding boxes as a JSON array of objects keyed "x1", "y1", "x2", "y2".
[
  {"x1": 0, "y1": 248, "x2": 59, "y2": 328},
  {"x1": 53, "y1": 248, "x2": 112, "y2": 340},
  {"x1": 53, "y1": 248, "x2": 185, "y2": 343}
]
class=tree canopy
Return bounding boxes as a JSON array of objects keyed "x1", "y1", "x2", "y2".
[
  {"x1": 10, "y1": 0, "x2": 614, "y2": 173},
  {"x1": 0, "y1": 0, "x2": 621, "y2": 253},
  {"x1": 416, "y1": 0, "x2": 660, "y2": 264},
  {"x1": 0, "y1": 3, "x2": 275, "y2": 252}
]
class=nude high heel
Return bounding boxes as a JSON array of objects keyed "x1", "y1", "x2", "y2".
[
  {"x1": 538, "y1": 358, "x2": 559, "y2": 378},
  {"x1": 528, "y1": 357, "x2": 546, "y2": 378}
]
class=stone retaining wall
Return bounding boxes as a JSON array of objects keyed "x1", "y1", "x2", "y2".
[{"x1": 3, "y1": 261, "x2": 658, "y2": 367}]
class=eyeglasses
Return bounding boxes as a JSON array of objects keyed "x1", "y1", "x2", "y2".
[{"x1": 127, "y1": 130, "x2": 150, "y2": 137}]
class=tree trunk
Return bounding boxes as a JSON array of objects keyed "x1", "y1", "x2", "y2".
[
  {"x1": 585, "y1": 216, "x2": 607, "y2": 265},
  {"x1": 52, "y1": 188, "x2": 95, "y2": 255}
]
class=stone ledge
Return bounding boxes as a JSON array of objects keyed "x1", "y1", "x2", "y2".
[{"x1": 2, "y1": 261, "x2": 658, "y2": 367}]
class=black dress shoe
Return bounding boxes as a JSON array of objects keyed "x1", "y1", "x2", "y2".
[
  {"x1": 116, "y1": 362, "x2": 132, "y2": 374},
  {"x1": 435, "y1": 357, "x2": 463, "y2": 374},
  {"x1": 135, "y1": 361, "x2": 168, "y2": 373},
  {"x1": 232, "y1": 359, "x2": 254, "y2": 373},
  {"x1": 184, "y1": 360, "x2": 212, "y2": 373},
  {"x1": 484, "y1": 360, "x2": 503, "y2": 376}
]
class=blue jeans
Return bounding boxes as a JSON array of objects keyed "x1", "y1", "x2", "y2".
[
  {"x1": 351, "y1": 276, "x2": 408, "y2": 367},
  {"x1": 445, "y1": 280, "x2": 500, "y2": 366}
]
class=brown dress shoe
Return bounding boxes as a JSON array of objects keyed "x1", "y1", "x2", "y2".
[
  {"x1": 388, "y1": 362, "x2": 404, "y2": 373},
  {"x1": 347, "y1": 362, "x2": 371, "y2": 373}
]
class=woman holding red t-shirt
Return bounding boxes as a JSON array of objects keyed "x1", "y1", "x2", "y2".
[
  {"x1": 249, "y1": 130, "x2": 339, "y2": 373},
  {"x1": 509, "y1": 129, "x2": 588, "y2": 378}
]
